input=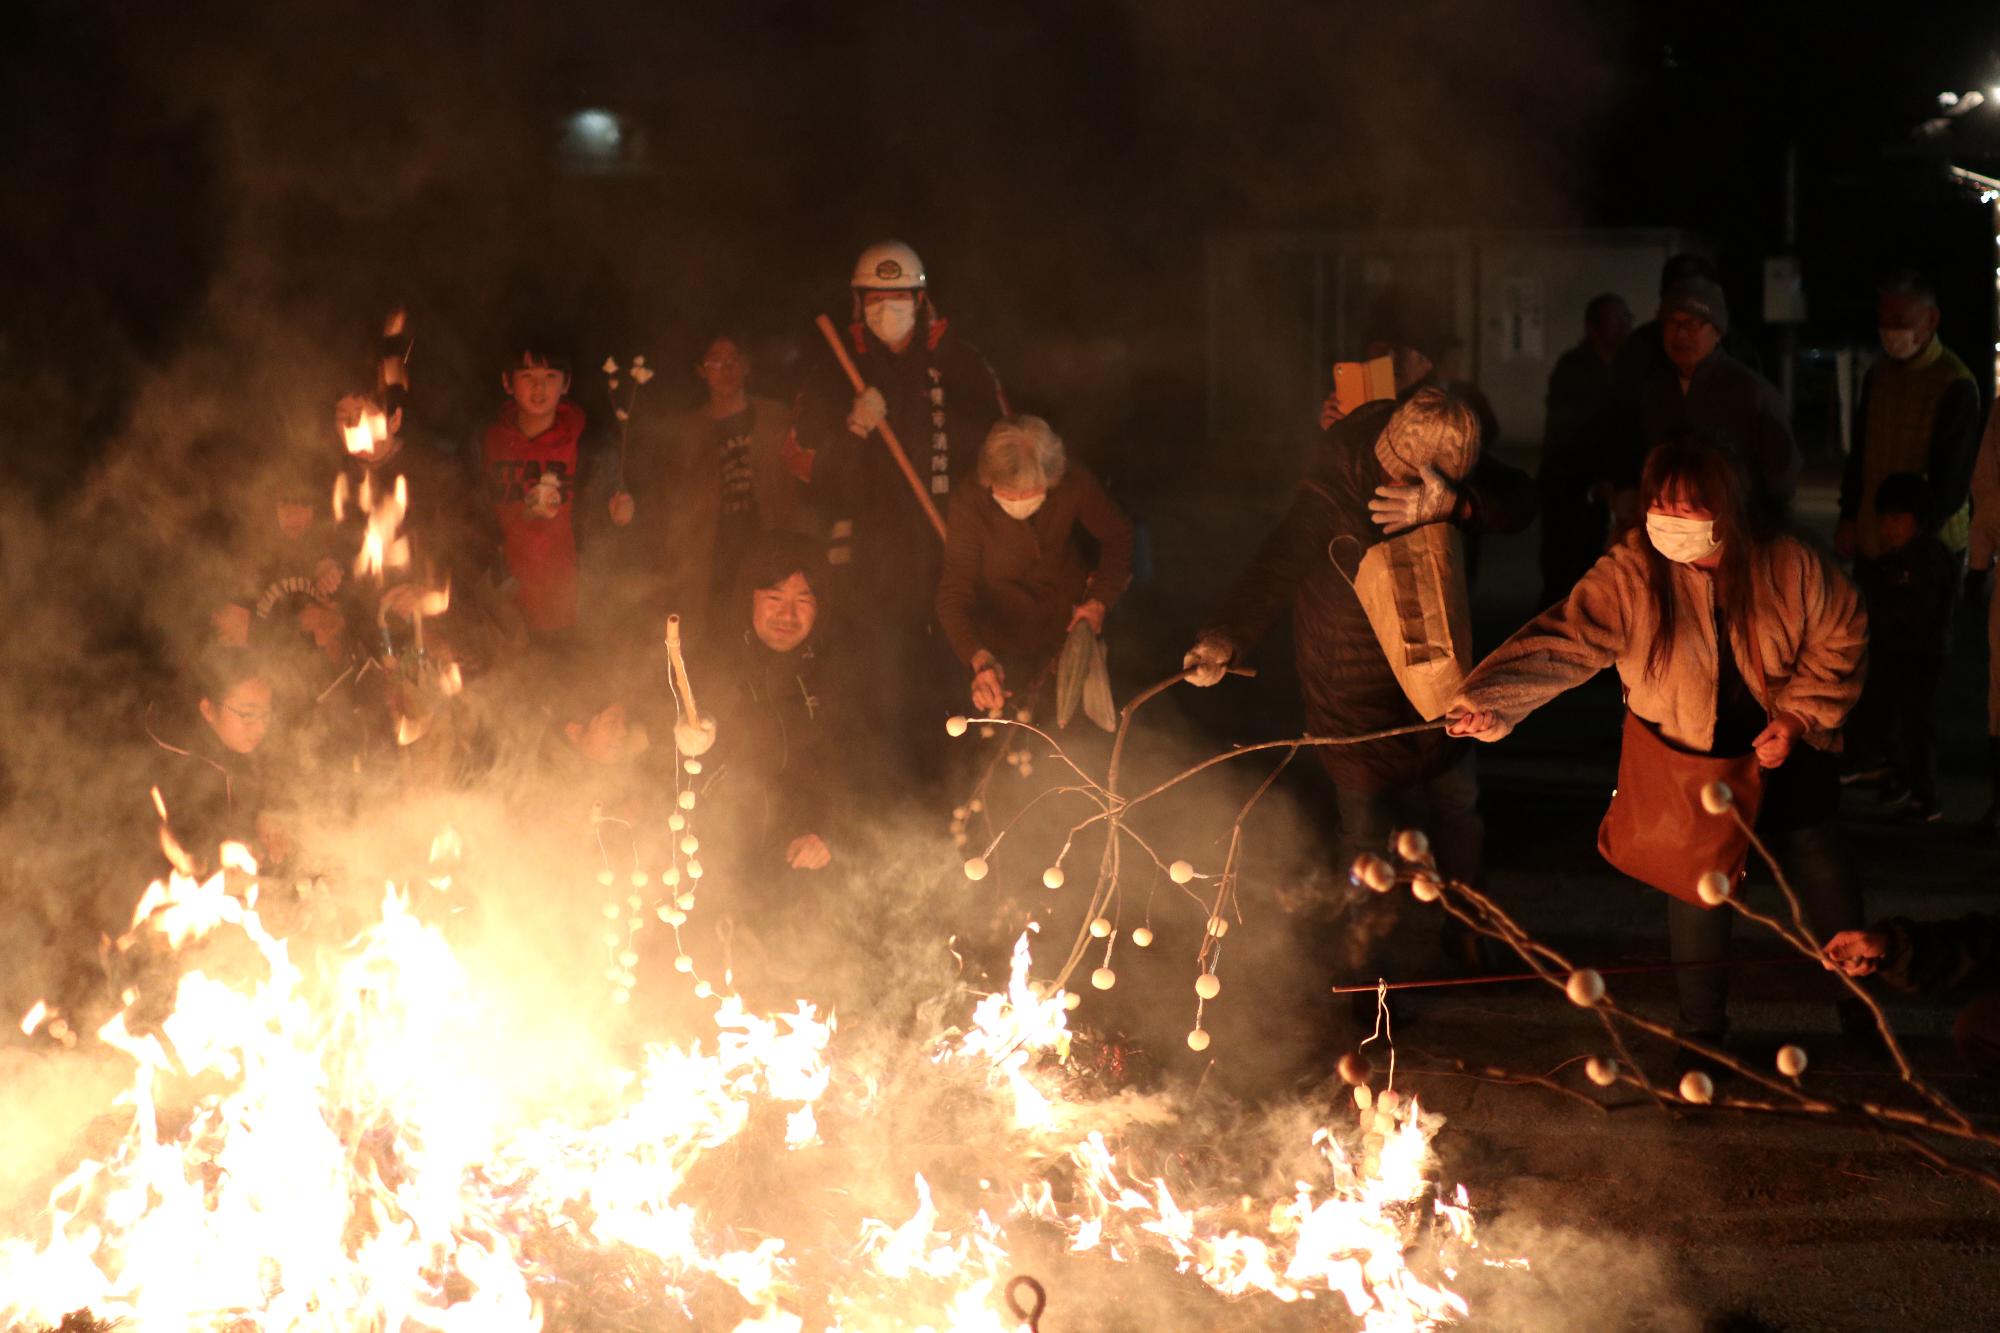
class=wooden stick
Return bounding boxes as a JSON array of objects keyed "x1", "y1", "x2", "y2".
[
  {"x1": 664, "y1": 614, "x2": 701, "y2": 727},
  {"x1": 1330, "y1": 954, "x2": 1804, "y2": 994},
  {"x1": 813, "y1": 314, "x2": 949, "y2": 543}
]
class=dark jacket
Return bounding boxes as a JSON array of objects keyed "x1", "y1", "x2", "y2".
[
  {"x1": 639, "y1": 397, "x2": 806, "y2": 629},
  {"x1": 1542, "y1": 342, "x2": 1617, "y2": 476},
  {"x1": 1201, "y1": 401, "x2": 1469, "y2": 793},
  {"x1": 790, "y1": 314, "x2": 1007, "y2": 619},
  {"x1": 146, "y1": 710, "x2": 277, "y2": 872},
  {"x1": 1877, "y1": 912, "x2": 2000, "y2": 996},
  {"x1": 1633, "y1": 350, "x2": 1800, "y2": 505},
  {"x1": 1856, "y1": 534, "x2": 1956, "y2": 660},
  {"x1": 934, "y1": 463, "x2": 1134, "y2": 670},
  {"x1": 701, "y1": 632, "x2": 845, "y2": 865}
]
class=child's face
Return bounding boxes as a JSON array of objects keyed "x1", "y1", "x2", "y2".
[
  {"x1": 567, "y1": 703, "x2": 629, "y2": 766},
  {"x1": 200, "y1": 677, "x2": 274, "y2": 755},
  {"x1": 1877, "y1": 511, "x2": 1919, "y2": 550},
  {"x1": 697, "y1": 338, "x2": 748, "y2": 402},
  {"x1": 505, "y1": 364, "x2": 570, "y2": 422}
]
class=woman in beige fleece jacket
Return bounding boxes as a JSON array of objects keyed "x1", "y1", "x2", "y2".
[{"x1": 1447, "y1": 433, "x2": 1868, "y2": 1047}]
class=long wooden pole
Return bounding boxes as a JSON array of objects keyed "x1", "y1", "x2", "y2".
[{"x1": 814, "y1": 314, "x2": 949, "y2": 543}]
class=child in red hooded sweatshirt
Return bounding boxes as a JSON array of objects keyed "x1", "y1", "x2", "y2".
[{"x1": 482, "y1": 342, "x2": 593, "y2": 639}]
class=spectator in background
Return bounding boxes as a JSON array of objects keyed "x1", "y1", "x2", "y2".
[
  {"x1": 1625, "y1": 275, "x2": 1799, "y2": 520},
  {"x1": 935, "y1": 416, "x2": 1133, "y2": 717},
  {"x1": 146, "y1": 646, "x2": 292, "y2": 874},
  {"x1": 1844, "y1": 473, "x2": 1955, "y2": 821},
  {"x1": 640, "y1": 333, "x2": 806, "y2": 636},
  {"x1": 1837, "y1": 270, "x2": 1979, "y2": 565},
  {"x1": 1962, "y1": 400, "x2": 2000, "y2": 828},
  {"x1": 1538, "y1": 292, "x2": 1633, "y2": 604},
  {"x1": 1610, "y1": 254, "x2": 1765, "y2": 393},
  {"x1": 476, "y1": 340, "x2": 599, "y2": 646}
]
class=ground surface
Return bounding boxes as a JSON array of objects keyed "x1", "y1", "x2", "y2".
[{"x1": 1028, "y1": 451, "x2": 2000, "y2": 1331}]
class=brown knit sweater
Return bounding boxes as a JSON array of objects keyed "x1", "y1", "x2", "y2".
[{"x1": 1453, "y1": 530, "x2": 1866, "y2": 752}]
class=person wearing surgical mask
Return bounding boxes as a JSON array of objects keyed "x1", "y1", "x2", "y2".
[
  {"x1": 784, "y1": 240, "x2": 1009, "y2": 790},
  {"x1": 1445, "y1": 433, "x2": 1869, "y2": 1060},
  {"x1": 1837, "y1": 270, "x2": 1980, "y2": 564},
  {"x1": 935, "y1": 417, "x2": 1133, "y2": 717}
]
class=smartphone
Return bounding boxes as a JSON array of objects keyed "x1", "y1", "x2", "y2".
[{"x1": 1333, "y1": 356, "x2": 1397, "y2": 416}]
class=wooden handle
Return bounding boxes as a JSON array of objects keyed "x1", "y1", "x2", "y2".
[
  {"x1": 664, "y1": 614, "x2": 701, "y2": 727},
  {"x1": 814, "y1": 314, "x2": 949, "y2": 543}
]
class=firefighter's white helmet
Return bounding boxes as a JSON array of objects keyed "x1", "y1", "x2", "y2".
[{"x1": 851, "y1": 240, "x2": 927, "y2": 291}]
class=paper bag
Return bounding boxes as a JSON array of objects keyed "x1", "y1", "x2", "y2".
[{"x1": 1346, "y1": 524, "x2": 1473, "y2": 721}]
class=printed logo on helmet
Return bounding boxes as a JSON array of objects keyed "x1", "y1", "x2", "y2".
[{"x1": 875, "y1": 259, "x2": 904, "y2": 280}]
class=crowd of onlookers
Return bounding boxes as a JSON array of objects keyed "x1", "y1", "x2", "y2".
[{"x1": 145, "y1": 242, "x2": 1999, "y2": 1079}]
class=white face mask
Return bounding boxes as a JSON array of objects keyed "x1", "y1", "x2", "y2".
[
  {"x1": 1646, "y1": 511, "x2": 1720, "y2": 564},
  {"x1": 863, "y1": 296, "x2": 918, "y2": 346},
  {"x1": 1879, "y1": 328, "x2": 1923, "y2": 362},
  {"x1": 995, "y1": 491, "x2": 1046, "y2": 520}
]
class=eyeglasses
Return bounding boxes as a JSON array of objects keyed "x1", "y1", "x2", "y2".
[
  {"x1": 223, "y1": 704, "x2": 274, "y2": 727},
  {"x1": 702, "y1": 355, "x2": 747, "y2": 371}
]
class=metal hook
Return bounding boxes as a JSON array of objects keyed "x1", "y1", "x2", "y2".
[{"x1": 1004, "y1": 1274, "x2": 1047, "y2": 1330}]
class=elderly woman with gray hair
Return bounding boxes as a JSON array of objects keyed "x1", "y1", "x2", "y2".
[{"x1": 935, "y1": 416, "x2": 1135, "y2": 714}]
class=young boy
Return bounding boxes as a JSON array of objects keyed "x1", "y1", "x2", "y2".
[
  {"x1": 1851, "y1": 471, "x2": 1957, "y2": 821},
  {"x1": 480, "y1": 341, "x2": 590, "y2": 642},
  {"x1": 148, "y1": 645, "x2": 292, "y2": 871}
]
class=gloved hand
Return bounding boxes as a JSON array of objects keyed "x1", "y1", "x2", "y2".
[
  {"x1": 1181, "y1": 636, "x2": 1234, "y2": 687},
  {"x1": 846, "y1": 387, "x2": 888, "y2": 437},
  {"x1": 1369, "y1": 463, "x2": 1456, "y2": 535},
  {"x1": 674, "y1": 716, "x2": 717, "y2": 758}
]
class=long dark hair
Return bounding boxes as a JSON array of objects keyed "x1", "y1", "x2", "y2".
[{"x1": 1638, "y1": 432, "x2": 1778, "y2": 683}]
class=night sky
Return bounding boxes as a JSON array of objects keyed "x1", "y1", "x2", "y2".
[{"x1": 5, "y1": 0, "x2": 1999, "y2": 498}]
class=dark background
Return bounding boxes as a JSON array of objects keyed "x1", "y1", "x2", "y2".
[{"x1": 5, "y1": 0, "x2": 2000, "y2": 500}]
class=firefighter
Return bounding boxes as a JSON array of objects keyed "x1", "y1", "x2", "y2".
[{"x1": 786, "y1": 240, "x2": 1008, "y2": 789}]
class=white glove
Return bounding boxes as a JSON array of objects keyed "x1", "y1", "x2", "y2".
[
  {"x1": 1369, "y1": 463, "x2": 1456, "y2": 535},
  {"x1": 673, "y1": 716, "x2": 717, "y2": 757},
  {"x1": 846, "y1": 387, "x2": 888, "y2": 437},
  {"x1": 1181, "y1": 636, "x2": 1234, "y2": 687}
]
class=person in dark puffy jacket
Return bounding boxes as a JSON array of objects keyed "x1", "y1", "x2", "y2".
[{"x1": 1182, "y1": 387, "x2": 1509, "y2": 887}]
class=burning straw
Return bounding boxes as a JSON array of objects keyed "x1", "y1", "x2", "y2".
[{"x1": 0, "y1": 693, "x2": 1498, "y2": 1329}]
